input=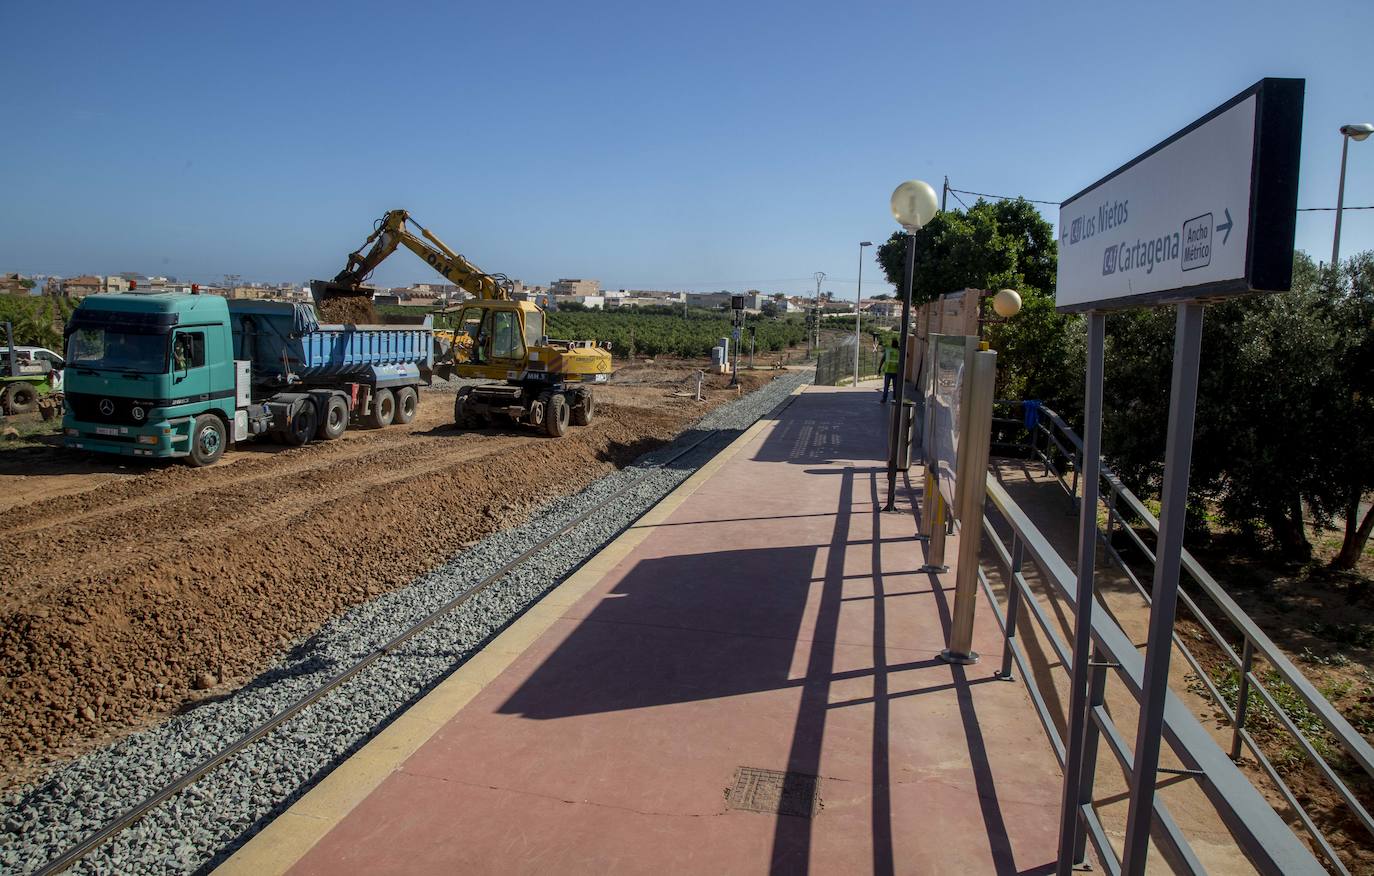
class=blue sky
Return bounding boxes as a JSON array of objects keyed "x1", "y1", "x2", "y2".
[{"x1": 2, "y1": 0, "x2": 1371, "y2": 297}]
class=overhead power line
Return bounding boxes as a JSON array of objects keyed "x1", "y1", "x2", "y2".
[
  {"x1": 947, "y1": 184, "x2": 1372, "y2": 212},
  {"x1": 948, "y1": 187, "x2": 1059, "y2": 206}
]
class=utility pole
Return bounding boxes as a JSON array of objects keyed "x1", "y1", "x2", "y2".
[
  {"x1": 941, "y1": 176, "x2": 950, "y2": 212},
  {"x1": 813, "y1": 271, "x2": 825, "y2": 350}
]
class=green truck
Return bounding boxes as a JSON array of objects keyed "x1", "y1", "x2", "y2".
[{"x1": 62, "y1": 291, "x2": 433, "y2": 465}]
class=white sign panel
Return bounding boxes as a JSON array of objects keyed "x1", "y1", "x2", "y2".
[{"x1": 1055, "y1": 79, "x2": 1303, "y2": 313}]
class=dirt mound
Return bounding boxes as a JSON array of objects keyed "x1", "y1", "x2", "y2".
[
  {"x1": 0, "y1": 377, "x2": 774, "y2": 786},
  {"x1": 316, "y1": 296, "x2": 380, "y2": 324}
]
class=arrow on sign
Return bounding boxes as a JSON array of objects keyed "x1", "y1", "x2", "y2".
[{"x1": 1217, "y1": 208, "x2": 1233, "y2": 245}]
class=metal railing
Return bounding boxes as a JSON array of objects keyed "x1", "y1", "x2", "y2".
[{"x1": 996, "y1": 401, "x2": 1374, "y2": 874}]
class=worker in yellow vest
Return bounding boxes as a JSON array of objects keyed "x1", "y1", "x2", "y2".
[{"x1": 880, "y1": 338, "x2": 899, "y2": 404}]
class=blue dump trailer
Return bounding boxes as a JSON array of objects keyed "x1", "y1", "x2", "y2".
[{"x1": 63, "y1": 293, "x2": 434, "y2": 466}]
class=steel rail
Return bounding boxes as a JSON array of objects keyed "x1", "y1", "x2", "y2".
[{"x1": 34, "y1": 391, "x2": 802, "y2": 876}]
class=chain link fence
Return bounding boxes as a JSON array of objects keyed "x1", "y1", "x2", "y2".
[{"x1": 814, "y1": 341, "x2": 882, "y2": 386}]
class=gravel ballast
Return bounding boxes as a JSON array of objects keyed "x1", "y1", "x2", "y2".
[{"x1": 1, "y1": 369, "x2": 812, "y2": 875}]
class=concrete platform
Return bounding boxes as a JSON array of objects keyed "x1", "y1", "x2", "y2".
[{"x1": 221, "y1": 384, "x2": 1064, "y2": 875}]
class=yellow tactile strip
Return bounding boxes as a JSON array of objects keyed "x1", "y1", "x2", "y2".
[{"x1": 215, "y1": 383, "x2": 805, "y2": 875}]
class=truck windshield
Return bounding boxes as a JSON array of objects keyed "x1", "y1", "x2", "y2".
[{"x1": 66, "y1": 328, "x2": 168, "y2": 374}]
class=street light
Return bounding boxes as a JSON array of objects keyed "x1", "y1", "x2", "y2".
[
  {"x1": 885, "y1": 180, "x2": 940, "y2": 512},
  {"x1": 855, "y1": 241, "x2": 873, "y2": 386},
  {"x1": 1333, "y1": 122, "x2": 1374, "y2": 266}
]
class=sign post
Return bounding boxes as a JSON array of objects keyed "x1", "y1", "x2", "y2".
[{"x1": 1052, "y1": 78, "x2": 1303, "y2": 875}]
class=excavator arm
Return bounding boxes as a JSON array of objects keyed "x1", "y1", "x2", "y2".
[{"x1": 325, "y1": 209, "x2": 514, "y2": 301}]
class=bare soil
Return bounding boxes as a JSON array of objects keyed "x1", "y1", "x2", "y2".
[
  {"x1": 0, "y1": 363, "x2": 773, "y2": 787},
  {"x1": 315, "y1": 297, "x2": 380, "y2": 324}
]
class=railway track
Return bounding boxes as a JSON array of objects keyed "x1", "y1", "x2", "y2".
[{"x1": 30, "y1": 383, "x2": 802, "y2": 875}]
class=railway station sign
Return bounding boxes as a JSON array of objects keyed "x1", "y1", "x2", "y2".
[{"x1": 1056, "y1": 78, "x2": 1304, "y2": 312}]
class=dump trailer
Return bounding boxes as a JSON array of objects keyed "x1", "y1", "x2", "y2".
[{"x1": 62, "y1": 291, "x2": 432, "y2": 465}]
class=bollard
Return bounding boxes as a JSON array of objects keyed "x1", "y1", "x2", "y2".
[
  {"x1": 895, "y1": 398, "x2": 915, "y2": 471},
  {"x1": 920, "y1": 490, "x2": 948, "y2": 572}
]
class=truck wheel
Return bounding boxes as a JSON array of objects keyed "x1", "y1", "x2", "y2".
[
  {"x1": 571, "y1": 389, "x2": 595, "y2": 426},
  {"x1": 317, "y1": 396, "x2": 349, "y2": 441},
  {"x1": 367, "y1": 388, "x2": 396, "y2": 428},
  {"x1": 283, "y1": 398, "x2": 317, "y2": 446},
  {"x1": 187, "y1": 414, "x2": 226, "y2": 467},
  {"x1": 544, "y1": 392, "x2": 570, "y2": 437},
  {"x1": 394, "y1": 386, "x2": 418, "y2": 424},
  {"x1": 5, "y1": 383, "x2": 38, "y2": 414}
]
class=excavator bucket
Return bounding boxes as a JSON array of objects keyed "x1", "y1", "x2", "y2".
[
  {"x1": 310, "y1": 281, "x2": 383, "y2": 324},
  {"x1": 310, "y1": 280, "x2": 375, "y2": 305}
]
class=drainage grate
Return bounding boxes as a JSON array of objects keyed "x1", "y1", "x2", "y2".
[{"x1": 726, "y1": 767, "x2": 821, "y2": 818}]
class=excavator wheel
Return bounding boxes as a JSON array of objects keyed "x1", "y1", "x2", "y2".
[
  {"x1": 571, "y1": 389, "x2": 595, "y2": 427},
  {"x1": 453, "y1": 386, "x2": 480, "y2": 429},
  {"x1": 543, "y1": 392, "x2": 570, "y2": 438}
]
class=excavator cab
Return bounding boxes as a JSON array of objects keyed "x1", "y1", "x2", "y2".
[{"x1": 452, "y1": 301, "x2": 545, "y2": 367}]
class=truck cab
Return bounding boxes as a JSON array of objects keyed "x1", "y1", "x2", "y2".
[
  {"x1": 63, "y1": 293, "x2": 236, "y2": 461},
  {"x1": 63, "y1": 292, "x2": 434, "y2": 466}
]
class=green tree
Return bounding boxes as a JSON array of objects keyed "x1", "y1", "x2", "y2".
[
  {"x1": 875, "y1": 197, "x2": 1080, "y2": 404},
  {"x1": 1101, "y1": 252, "x2": 1374, "y2": 564},
  {"x1": 1319, "y1": 252, "x2": 1374, "y2": 568}
]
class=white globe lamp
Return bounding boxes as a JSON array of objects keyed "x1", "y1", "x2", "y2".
[
  {"x1": 890, "y1": 180, "x2": 940, "y2": 232},
  {"x1": 992, "y1": 288, "x2": 1022, "y2": 318}
]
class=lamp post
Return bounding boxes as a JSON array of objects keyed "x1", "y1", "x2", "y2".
[
  {"x1": 885, "y1": 180, "x2": 939, "y2": 512},
  {"x1": 1333, "y1": 123, "x2": 1374, "y2": 266},
  {"x1": 855, "y1": 241, "x2": 872, "y2": 385}
]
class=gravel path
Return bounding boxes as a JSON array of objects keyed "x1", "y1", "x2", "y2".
[{"x1": 1, "y1": 369, "x2": 811, "y2": 875}]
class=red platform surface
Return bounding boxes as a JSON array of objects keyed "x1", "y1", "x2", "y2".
[{"x1": 288, "y1": 386, "x2": 1062, "y2": 875}]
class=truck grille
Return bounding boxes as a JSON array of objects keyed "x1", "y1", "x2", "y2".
[{"x1": 66, "y1": 392, "x2": 154, "y2": 427}]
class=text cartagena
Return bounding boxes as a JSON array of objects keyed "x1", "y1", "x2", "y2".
[{"x1": 1101, "y1": 232, "x2": 1181, "y2": 277}]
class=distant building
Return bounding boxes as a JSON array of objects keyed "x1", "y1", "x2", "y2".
[
  {"x1": 685, "y1": 291, "x2": 764, "y2": 312},
  {"x1": 550, "y1": 278, "x2": 600, "y2": 298},
  {"x1": 555, "y1": 294, "x2": 605, "y2": 310},
  {"x1": 609, "y1": 296, "x2": 679, "y2": 308},
  {"x1": 63, "y1": 275, "x2": 104, "y2": 297},
  {"x1": 613, "y1": 289, "x2": 684, "y2": 302},
  {"x1": 864, "y1": 300, "x2": 899, "y2": 317},
  {"x1": 1, "y1": 273, "x2": 30, "y2": 295}
]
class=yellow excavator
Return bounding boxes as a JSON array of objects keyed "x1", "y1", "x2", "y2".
[{"x1": 317, "y1": 209, "x2": 612, "y2": 436}]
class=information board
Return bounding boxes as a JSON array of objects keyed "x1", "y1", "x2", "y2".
[
  {"x1": 930, "y1": 335, "x2": 977, "y2": 514},
  {"x1": 1056, "y1": 78, "x2": 1303, "y2": 313}
]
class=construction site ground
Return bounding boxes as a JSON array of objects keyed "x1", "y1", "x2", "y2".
[{"x1": 0, "y1": 362, "x2": 774, "y2": 788}]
